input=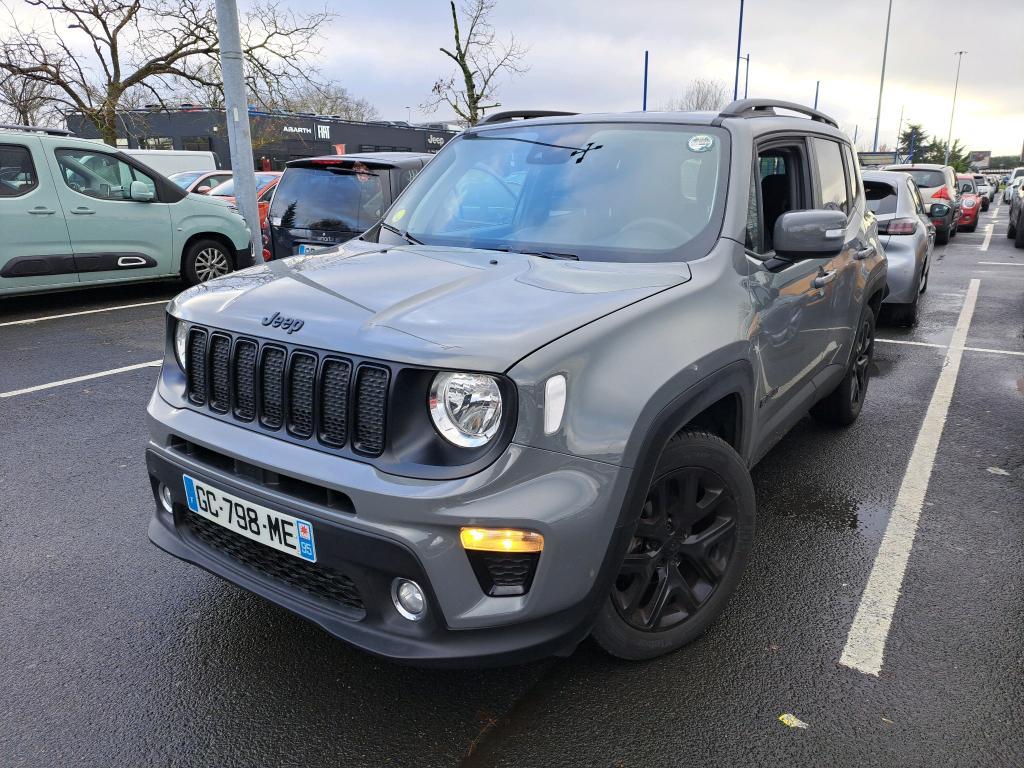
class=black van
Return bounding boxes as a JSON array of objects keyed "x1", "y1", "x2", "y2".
[{"x1": 263, "y1": 152, "x2": 431, "y2": 260}]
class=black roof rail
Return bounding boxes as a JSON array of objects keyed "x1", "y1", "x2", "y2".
[
  {"x1": 0, "y1": 123, "x2": 74, "y2": 136},
  {"x1": 712, "y1": 99, "x2": 838, "y2": 129},
  {"x1": 477, "y1": 110, "x2": 578, "y2": 125}
]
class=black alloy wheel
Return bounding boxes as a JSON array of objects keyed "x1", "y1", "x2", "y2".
[
  {"x1": 591, "y1": 430, "x2": 755, "y2": 660},
  {"x1": 611, "y1": 466, "x2": 738, "y2": 632},
  {"x1": 849, "y1": 313, "x2": 874, "y2": 408}
]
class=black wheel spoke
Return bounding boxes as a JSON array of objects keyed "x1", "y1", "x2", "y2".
[{"x1": 613, "y1": 464, "x2": 740, "y2": 633}]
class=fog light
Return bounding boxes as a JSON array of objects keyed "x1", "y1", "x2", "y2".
[
  {"x1": 158, "y1": 483, "x2": 173, "y2": 513},
  {"x1": 391, "y1": 578, "x2": 426, "y2": 620}
]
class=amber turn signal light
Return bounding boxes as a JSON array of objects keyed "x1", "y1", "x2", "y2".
[{"x1": 459, "y1": 527, "x2": 544, "y2": 553}]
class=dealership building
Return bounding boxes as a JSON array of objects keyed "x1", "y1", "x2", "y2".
[{"x1": 66, "y1": 107, "x2": 458, "y2": 170}]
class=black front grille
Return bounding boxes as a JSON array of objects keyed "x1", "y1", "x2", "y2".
[
  {"x1": 184, "y1": 326, "x2": 391, "y2": 457},
  {"x1": 183, "y1": 511, "x2": 365, "y2": 615}
]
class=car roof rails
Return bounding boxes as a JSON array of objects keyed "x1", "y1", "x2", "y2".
[
  {"x1": 712, "y1": 99, "x2": 838, "y2": 129},
  {"x1": 0, "y1": 123, "x2": 74, "y2": 136},
  {"x1": 477, "y1": 110, "x2": 578, "y2": 125}
]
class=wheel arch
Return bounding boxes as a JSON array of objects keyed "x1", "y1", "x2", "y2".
[{"x1": 181, "y1": 232, "x2": 236, "y2": 273}]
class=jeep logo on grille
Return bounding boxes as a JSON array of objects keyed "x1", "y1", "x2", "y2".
[{"x1": 261, "y1": 312, "x2": 305, "y2": 334}]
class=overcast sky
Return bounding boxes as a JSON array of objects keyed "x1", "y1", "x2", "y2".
[
  {"x1": 322, "y1": 0, "x2": 1023, "y2": 155},
  {"x1": 5, "y1": 0, "x2": 1022, "y2": 155}
]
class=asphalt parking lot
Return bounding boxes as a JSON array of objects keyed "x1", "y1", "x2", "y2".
[{"x1": 1, "y1": 203, "x2": 1021, "y2": 767}]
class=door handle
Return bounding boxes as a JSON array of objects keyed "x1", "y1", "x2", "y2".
[
  {"x1": 28, "y1": 207, "x2": 56, "y2": 215},
  {"x1": 854, "y1": 246, "x2": 875, "y2": 260},
  {"x1": 813, "y1": 270, "x2": 837, "y2": 288},
  {"x1": 70, "y1": 207, "x2": 95, "y2": 215}
]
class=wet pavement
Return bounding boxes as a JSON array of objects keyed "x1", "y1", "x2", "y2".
[{"x1": 1, "y1": 204, "x2": 1021, "y2": 767}]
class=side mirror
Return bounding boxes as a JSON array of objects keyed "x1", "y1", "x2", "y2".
[
  {"x1": 129, "y1": 180, "x2": 155, "y2": 202},
  {"x1": 773, "y1": 210, "x2": 847, "y2": 259}
]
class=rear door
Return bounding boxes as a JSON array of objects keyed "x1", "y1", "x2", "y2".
[
  {"x1": 0, "y1": 137, "x2": 78, "y2": 295},
  {"x1": 47, "y1": 145, "x2": 174, "y2": 283}
]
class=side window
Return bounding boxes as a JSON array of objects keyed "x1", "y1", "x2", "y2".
[
  {"x1": 842, "y1": 144, "x2": 861, "y2": 209},
  {"x1": 907, "y1": 180, "x2": 925, "y2": 214},
  {"x1": 811, "y1": 138, "x2": 849, "y2": 215},
  {"x1": 55, "y1": 149, "x2": 156, "y2": 201},
  {"x1": 753, "y1": 143, "x2": 808, "y2": 253},
  {"x1": 744, "y1": 170, "x2": 761, "y2": 253},
  {"x1": 395, "y1": 167, "x2": 420, "y2": 193},
  {"x1": 0, "y1": 144, "x2": 39, "y2": 197}
]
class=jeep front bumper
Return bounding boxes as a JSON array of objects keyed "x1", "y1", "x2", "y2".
[{"x1": 145, "y1": 391, "x2": 633, "y2": 666}]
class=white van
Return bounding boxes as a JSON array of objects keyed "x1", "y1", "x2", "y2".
[{"x1": 122, "y1": 149, "x2": 217, "y2": 176}]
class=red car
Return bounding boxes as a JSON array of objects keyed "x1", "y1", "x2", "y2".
[
  {"x1": 207, "y1": 172, "x2": 282, "y2": 227},
  {"x1": 955, "y1": 174, "x2": 982, "y2": 232}
]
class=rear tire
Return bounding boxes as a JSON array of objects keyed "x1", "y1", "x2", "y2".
[
  {"x1": 182, "y1": 239, "x2": 234, "y2": 286},
  {"x1": 1009, "y1": 216, "x2": 1017, "y2": 239},
  {"x1": 1015, "y1": 215, "x2": 1024, "y2": 249},
  {"x1": 591, "y1": 430, "x2": 756, "y2": 661},
  {"x1": 811, "y1": 304, "x2": 876, "y2": 427}
]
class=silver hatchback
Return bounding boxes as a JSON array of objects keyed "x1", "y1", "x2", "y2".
[{"x1": 864, "y1": 170, "x2": 934, "y2": 325}]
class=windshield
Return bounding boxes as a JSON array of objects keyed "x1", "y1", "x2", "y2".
[
  {"x1": 270, "y1": 166, "x2": 386, "y2": 232},
  {"x1": 958, "y1": 179, "x2": 976, "y2": 193},
  {"x1": 381, "y1": 123, "x2": 728, "y2": 262},
  {"x1": 210, "y1": 173, "x2": 279, "y2": 196},
  {"x1": 170, "y1": 171, "x2": 205, "y2": 188}
]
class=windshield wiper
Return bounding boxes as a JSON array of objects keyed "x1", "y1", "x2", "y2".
[
  {"x1": 491, "y1": 246, "x2": 578, "y2": 261},
  {"x1": 379, "y1": 222, "x2": 423, "y2": 245}
]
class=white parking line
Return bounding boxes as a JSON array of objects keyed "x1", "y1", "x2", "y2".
[
  {"x1": 980, "y1": 224, "x2": 994, "y2": 251},
  {"x1": 0, "y1": 360, "x2": 162, "y2": 398},
  {"x1": 0, "y1": 300, "x2": 168, "y2": 328},
  {"x1": 977, "y1": 261, "x2": 1023, "y2": 266},
  {"x1": 876, "y1": 338, "x2": 1023, "y2": 357},
  {"x1": 841, "y1": 278, "x2": 980, "y2": 676}
]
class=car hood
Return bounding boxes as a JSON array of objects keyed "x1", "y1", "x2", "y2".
[
  {"x1": 170, "y1": 241, "x2": 691, "y2": 371},
  {"x1": 187, "y1": 192, "x2": 232, "y2": 208}
]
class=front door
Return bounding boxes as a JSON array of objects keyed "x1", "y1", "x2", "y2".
[
  {"x1": 745, "y1": 138, "x2": 842, "y2": 445},
  {"x1": 47, "y1": 146, "x2": 174, "y2": 284},
  {"x1": 0, "y1": 138, "x2": 78, "y2": 295}
]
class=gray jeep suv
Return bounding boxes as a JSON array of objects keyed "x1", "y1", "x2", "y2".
[{"x1": 146, "y1": 100, "x2": 887, "y2": 665}]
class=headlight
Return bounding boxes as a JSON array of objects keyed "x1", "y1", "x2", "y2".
[
  {"x1": 174, "y1": 320, "x2": 190, "y2": 371},
  {"x1": 429, "y1": 371, "x2": 503, "y2": 447},
  {"x1": 963, "y1": 198, "x2": 977, "y2": 209}
]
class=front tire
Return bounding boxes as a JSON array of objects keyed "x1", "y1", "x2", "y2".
[
  {"x1": 182, "y1": 239, "x2": 234, "y2": 286},
  {"x1": 591, "y1": 430, "x2": 755, "y2": 661},
  {"x1": 810, "y1": 304, "x2": 876, "y2": 427},
  {"x1": 1015, "y1": 215, "x2": 1024, "y2": 249}
]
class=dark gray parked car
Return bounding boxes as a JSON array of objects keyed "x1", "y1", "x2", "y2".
[
  {"x1": 863, "y1": 170, "x2": 934, "y2": 324},
  {"x1": 146, "y1": 100, "x2": 887, "y2": 665}
]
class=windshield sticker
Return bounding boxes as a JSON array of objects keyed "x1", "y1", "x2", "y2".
[
  {"x1": 688, "y1": 135, "x2": 714, "y2": 152},
  {"x1": 392, "y1": 209, "x2": 407, "y2": 222}
]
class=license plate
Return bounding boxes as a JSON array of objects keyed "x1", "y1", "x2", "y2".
[
  {"x1": 182, "y1": 474, "x2": 316, "y2": 562},
  {"x1": 296, "y1": 243, "x2": 326, "y2": 255}
]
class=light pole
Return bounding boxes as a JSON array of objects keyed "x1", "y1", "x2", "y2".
[
  {"x1": 944, "y1": 51, "x2": 967, "y2": 166},
  {"x1": 733, "y1": 0, "x2": 745, "y2": 101},
  {"x1": 642, "y1": 50, "x2": 649, "y2": 111},
  {"x1": 214, "y1": 0, "x2": 257, "y2": 266},
  {"x1": 872, "y1": 0, "x2": 894, "y2": 151},
  {"x1": 405, "y1": 106, "x2": 412, "y2": 123},
  {"x1": 894, "y1": 104, "x2": 904, "y2": 158},
  {"x1": 814, "y1": 80, "x2": 820, "y2": 109},
  {"x1": 739, "y1": 54, "x2": 750, "y2": 99}
]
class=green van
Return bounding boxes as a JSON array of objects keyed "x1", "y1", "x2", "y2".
[{"x1": 0, "y1": 125, "x2": 251, "y2": 297}]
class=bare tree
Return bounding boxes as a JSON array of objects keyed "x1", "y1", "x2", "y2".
[
  {"x1": 664, "y1": 78, "x2": 729, "y2": 112},
  {"x1": 424, "y1": 0, "x2": 527, "y2": 126},
  {"x1": 0, "y1": 72, "x2": 56, "y2": 125},
  {"x1": 0, "y1": 0, "x2": 334, "y2": 144},
  {"x1": 268, "y1": 82, "x2": 379, "y2": 122}
]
